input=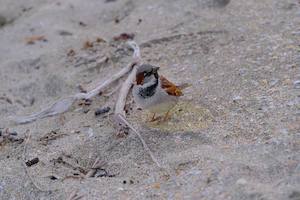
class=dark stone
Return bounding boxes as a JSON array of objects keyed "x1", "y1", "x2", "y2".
[
  {"x1": 49, "y1": 176, "x2": 58, "y2": 180},
  {"x1": 289, "y1": 191, "x2": 300, "y2": 200},
  {"x1": 0, "y1": 15, "x2": 7, "y2": 27},
  {"x1": 95, "y1": 169, "x2": 109, "y2": 177},
  {"x1": 95, "y1": 106, "x2": 111, "y2": 116},
  {"x1": 212, "y1": 0, "x2": 230, "y2": 8},
  {"x1": 58, "y1": 30, "x2": 73, "y2": 36},
  {"x1": 25, "y1": 157, "x2": 39, "y2": 167}
]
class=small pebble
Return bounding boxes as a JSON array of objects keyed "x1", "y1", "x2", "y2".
[
  {"x1": 138, "y1": 18, "x2": 142, "y2": 24},
  {"x1": 0, "y1": 15, "x2": 7, "y2": 27},
  {"x1": 25, "y1": 157, "x2": 39, "y2": 167},
  {"x1": 95, "y1": 106, "x2": 111, "y2": 116},
  {"x1": 9, "y1": 131, "x2": 18, "y2": 136},
  {"x1": 293, "y1": 80, "x2": 300, "y2": 89},
  {"x1": 0, "y1": 181, "x2": 4, "y2": 193},
  {"x1": 289, "y1": 191, "x2": 300, "y2": 199},
  {"x1": 238, "y1": 68, "x2": 247, "y2": 76},
  {"x1": 236, "y1": 178, "x2": 247, "y2": 185},
  {"x1": 86, "y1": 128, "x2": 94, "y2": 138},
  {"x1": 79, "y1": 21, "x2": 87, "y2": 27},
  {"x1": 95, "y1": 169, "x2": 108, "y2": 177},
  {"x1": 49, "y1": 175, "x2": 58, "y2": 180},
  {"x1": 270, "y1": 79, "x2": 279, "y2": 87},
  {"x1": 58, "y1": 30, "x2": 73, "y2": 36},
  {"x1": 232, "y1": 95, "x2": 242, "y2": 102},
  {"x1": 83, "y1": 108, "x2": 90, "y2": 114}
]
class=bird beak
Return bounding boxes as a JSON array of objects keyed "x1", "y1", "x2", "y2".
[{"x1": 152, "y1": 67, "x2": 160, "y2": 73}]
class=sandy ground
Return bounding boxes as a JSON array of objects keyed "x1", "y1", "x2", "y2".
[{"x1": 0, "y1": 0, "x2": 300, "y2": 199}]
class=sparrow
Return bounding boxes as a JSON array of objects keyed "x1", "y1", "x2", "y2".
[{"x1": 132, "y1": 64, "x2": 184, "y2": 122}]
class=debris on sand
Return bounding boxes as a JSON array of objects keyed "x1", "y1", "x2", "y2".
[
  {"x1": 38, "y1": 130, "x2": 67, "y2": 146},
  {"x1": 25, "y1": 35, "x2": 47, "y2": 45},
  {"x1": 0, "y1": 129, "x2": 24, "y2": 146},
  {"x1": 96, "y1": 37, "x2": 106, "y2": 43},
  {"x1": 0, "y1": 15, "x2": 7, "y2": 27},
  {"x1": 0, "y1": 96, "x2": 13, "y2": 104},
  {"x1": 293, "y1": 80, "x2": 300, "y2": 89},
  {"x1": 83, "y1": 40, "x2": 93, "y2": 49},
  {"x1": 105, "y1": 0, "x2": 118, "y2": 3},
  {"x1": 58, "y1": 30, "x2": 73, "y2": 36},
  {"x1": 67, "y1": 49, "x2": 76, "y2": 57},
  {"x1": 95, "y1": 106, "x2": 111, "y2": 116},
  {"x1": 78, "y1": 21, "x2": 87, "y2": 27},
  {"x1": 25, "y1": 157, "x2": 39, "y2": 167},
  {"x1": 113, "y1": 33, "x2": 135, "y2": 41}
]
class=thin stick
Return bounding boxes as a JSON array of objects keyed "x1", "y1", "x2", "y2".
[
  {"x1": 114, "y1": 41, "x2": 140, "y2": 116},
  {"x1": 113, "y1": 42, "x2": 181, "y2": 187},
  {"x1": 75, "y1": 62, "x2": 135, "y2": 100},
  {"x1": 113, "y1": 63, "x2": 161, "y2": 167},
  {"x1": 127, "y1": 41, "x2": 141, "y2": 63},
  {"x1": 114, "y1": 66, "x2": 137, "y2": 116},
  {"x1": 113, "y1": 41, "x2": 162, "y2": 168},
  {"x1": 78, "y1": 41, "x2": 141, "y2": 101},
  {"x1": 85, "y1": 157, "x2": 106, "y2": 178},
  {"x1": 114, "y1": 114, "x2": 162, "y2": 168},
  {"x1": 103, "y1": 83, "x2": 122, "y2": 97},
  {"x1": 67, "y1": 189, "x2": 84, "y2": 200},
  {"x1": 113, "y1": 66, "x2": 161, "y2": 166},
  {"x1": 13, "y1": 41, "x2": 141, "y2": 124},
  {"x1": 116, "y1": 115, "x2": 180, "y2": 186}
]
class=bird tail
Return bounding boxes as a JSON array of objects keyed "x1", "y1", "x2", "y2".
[{"x1": 177, "y1": 83, "x2": 192, "y2": 90}]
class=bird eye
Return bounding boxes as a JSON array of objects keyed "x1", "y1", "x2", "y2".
[{"x1": 144, "y1": 71, "x2": 151, "y2": 77}]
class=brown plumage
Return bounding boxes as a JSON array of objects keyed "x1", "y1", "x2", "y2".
[
  {"x1": 133, "y1": 64, "x2": 189, "y2": 122},
  {"x1": 160, "y1": 75, "x2": 183, "y2": 96},
  {"x1": 136, "y1": 72, "x2": 144, "y2": 85}
]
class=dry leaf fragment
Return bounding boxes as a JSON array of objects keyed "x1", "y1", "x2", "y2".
[
  {"x1": 96, "y1": 37, "x2": 106, "y2": 43},
  {"x1": 83, "y1": 40, "x2": 93, "y2": 49},
  {"x1": 113, "y1": 33, "x2": 135, "y2": 41},
  {"x1": 153, "y1": 182, "x2": 161, "y2": 189},
  {"x1": 78, "y1": 21, "x2": 87, "y2": 27},
  {"x1": 67, "y1": 49, "x2": 76, "y2": 57},
  {"x1": 25, "y1": 35, "x2": 47, "y2": 44}
]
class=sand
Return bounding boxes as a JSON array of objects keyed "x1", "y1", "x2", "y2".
[{"x1": 0, "y1": 0, "x2": 299, "y2": 199}]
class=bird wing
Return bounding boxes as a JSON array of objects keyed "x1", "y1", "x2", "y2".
[{"x1": 160, "y1": 75, "x2": 183, "y2": 96}]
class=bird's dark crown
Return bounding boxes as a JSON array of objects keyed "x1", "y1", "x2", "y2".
[{"x1": 136, "y1": 64, "x2": 159, "y2": 85}]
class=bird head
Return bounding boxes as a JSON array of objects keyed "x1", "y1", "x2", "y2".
[{"x1": 135, "y1": 64, "x2": 160, "y2": 85}]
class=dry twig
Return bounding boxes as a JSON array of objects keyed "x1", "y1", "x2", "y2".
[
  {"x1": 25, "y1": 35, "x2": 47, "y2": 44},
  {"x1": 85, "y1": 157, "x2": 106, "y2": 178},
  {"x1": 16, "y1": 40, "x2": 169, "y2": 183},
  {"x1": 67, "y1": 190, "x2": 84, "y2": 200},
  {"x1": 0, "y1": 128, "x2": 23, "y2": 145},
  {"x1": 114, "y1": 114, "x2": 162, "y2": 168},
  {"x1": 113, "y1": 41, "x2": 162, "y2": 168},
  {"x1": 113, "y1": 42, "x2": 180, "y2": 187},
  {"x1": 114, "y1": 66, "x2": 137, "y2": 116},
  {"x1": 13, "y1": 42, "x2": 139, "y2": 124},
  {"x1": 76, "y1": 62, "x2": 135, "y2": 100}
]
